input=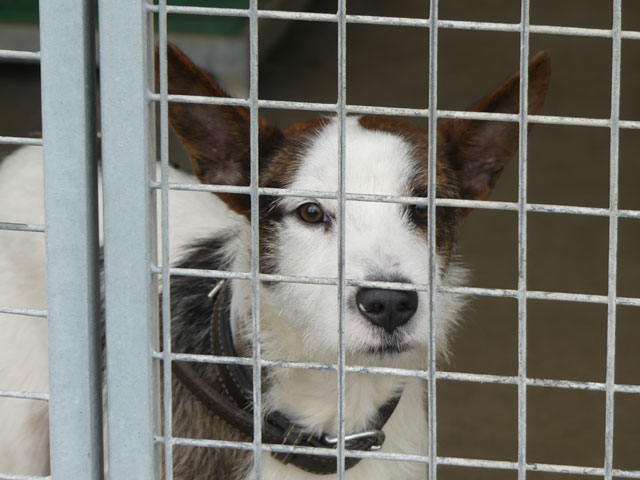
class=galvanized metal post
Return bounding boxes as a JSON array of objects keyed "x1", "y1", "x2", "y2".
[
  {"x1": 98, "y1": 0, "x2": 159, "y2": 479},
  {"x1": 39, "y1": 0, "x2": 104, "y2": 479}
]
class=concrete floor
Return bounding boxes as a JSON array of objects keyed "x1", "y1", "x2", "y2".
[{"x1": 1, "y1": 0, "x2": 638, "y2": 478}]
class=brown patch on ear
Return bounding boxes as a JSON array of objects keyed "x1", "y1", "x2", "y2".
[
  {"x1": 358, "y1": 115, "x2": 427, "y2": 139},
  {"x1": 258, "y1": 118, "x2": 330, "y2": 189},
  {"x1": 438, "y1": 51, "x2": 551, "y2": 212},
  {"x1": 156, "y1": 43, "x2": 283, "y2": 216}
]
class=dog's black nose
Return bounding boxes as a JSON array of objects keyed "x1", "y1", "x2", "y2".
[{"x1": 355, "y1": 288, "x2": 418, "y2": 333}]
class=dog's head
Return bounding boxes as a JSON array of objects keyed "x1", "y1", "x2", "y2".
[{"x1": 161, "y1": 45, "x2": 550, "y2": 363}]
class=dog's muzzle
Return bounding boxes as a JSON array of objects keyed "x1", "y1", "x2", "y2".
[{"x1": 356, "y1": 287, "x2": 418, "y2": 333}]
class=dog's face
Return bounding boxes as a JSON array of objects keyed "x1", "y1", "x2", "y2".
[
  {"x1": 256, "y1": 116, "x2": 461, "y2": 358},
  {"x1": 161, "y1": 44, "x2": 550, "y2": 361}
]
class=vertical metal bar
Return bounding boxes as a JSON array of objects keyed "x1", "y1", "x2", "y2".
[
  {"x1": 157, "y1": 0, "x2": 174, "y2": 478},
  {"x1": 39, "y1": 0, "x2": 103, "y2": 478},
  {"x1": 98, "y1": 0, "x2": 159, "y2": 478},
  {"x1": 336, "y1": 0, "x2": 347, "y2": 478},
  {"x1": 248, "y1": 0, "x2": 263, "y2": 476},
  {"x1": 604, "y1": 1, "x2": 622, "y2": 478},
  {"x1": 517, "y1": 2, "x2": 531, "y2": 480},
  {"x1": 427, "y1": 0, "x2": 439, "y2": 479}
]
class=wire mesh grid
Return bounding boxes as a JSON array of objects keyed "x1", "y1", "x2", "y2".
[
  {"x1": 0, "y1": 0, "x2": 638, "y2": 479},
  {"x1": 150, "y1": 1, "x2": 640, "y2": 480}
]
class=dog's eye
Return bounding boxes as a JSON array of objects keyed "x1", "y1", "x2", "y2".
[
  {"x1": 297, "y1": 203, "x2": 326, "y2": 224},
  {"x1": 411, "y1": 204, "x2": 429, "y2": 222}
]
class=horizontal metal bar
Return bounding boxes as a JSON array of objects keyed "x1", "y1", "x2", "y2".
[
  {"x1": 0, "y1": 222, "x2": 45, "y2": 233},
  {"x1": 149, "y1": 180, "x2": 250, "y2": 195},
  {"x1": 0, "y1": 136, "x2": 43, "y2": 146},
  {"x1": 148, "y1": 92, "x2": 640, "y2": 130},
  {"x1": 0, "y1": 389, "x2": 49, "y2": 401},
  {"x1": 155, "y1": 265, "x2": 640, "y2": 307},
  {"x1": 148, "y1": 92, "x2": 250, "y2": 108},
  {"x1": 440, "y1": 456, "x2": 640, "y2": 478},
  {"x1": 527, "y1": 464, "x2": 640, "y2": 479},
  {"x1": 160, "y1": 435, "x2": 430, "y2": 463},
  {"x1": 0, "y1": 474, "x2": 50, "y2": 480},
  {"x1": 152, "y1": 265, "x2": 251, "y2": 280},
  {"x1": 152, "y1": 350, "x2": 640, "y2": 394},
  {"x1": 439, "y1": 285, "x2": 640, "y2": 307},
  {"x1": 154, "y1": 351, "x2": 429, "y2": 379},
  {"x1": 619, "y1": 210, "x2": 640, "y2": 220},
  {"x1": 148, "y1": 92, "x2": 337, "y2": 113},
  {"x1": 261, "y1": 98, "x2": 337, "y2": 112},
  {"x1": 143, "y1": 4, "x2": 640, "y2": 41},
  {"x1": 212, "y1": 437, "x2": 430, "y2": 463},
  {"x1": 438, "y1": 456, "x2": 516, "y2": 471},
  {"x1": 439, "y1": 371, "x2": 640, "y2": 394},
  {"x1": 0, "y1": 305, "x2": 47, "y2": 318},
  {"x1": 152, "y1": 435, "x2": 640, "y2": 477},
  {"x1": 153, "y1": 266, "x2": 421, "y2": 289},
  {"x1": 0, "y1": 49, "x2": 41, "y2": 62},
  {"x1": 530, "y1": 23, "x2": 640, "y2": 40},
  {"x1": 149, "y1": 181, "x2": 640, "y2": 218}
]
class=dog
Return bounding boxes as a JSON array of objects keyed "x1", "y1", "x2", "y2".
[{"x1": 0, "y1": 44, "x2": 550, "y2": 479}]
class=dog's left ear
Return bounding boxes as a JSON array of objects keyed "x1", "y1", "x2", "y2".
[{"x1": 438, "y1": 51, "x2": 551, "y2": 208}]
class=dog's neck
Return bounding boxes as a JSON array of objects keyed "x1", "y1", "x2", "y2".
[
  {"x1": 221, "y1": 223, "x2": 466, "y2": 437},
  {"x1": 228, "y1": 280, "x2": 417, "y2": 438}
]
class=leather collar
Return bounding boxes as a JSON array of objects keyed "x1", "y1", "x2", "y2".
[{"x1": 173, "y1": 280, "x2": 403, "y2": 475}]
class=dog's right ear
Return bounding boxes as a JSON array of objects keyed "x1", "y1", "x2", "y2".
[
  {"x1": 156, "y1": 43, "x2": 283, "y2": 217},
  {"x1": 438, "y1": 51, "x2": 551, "y2": 214}
]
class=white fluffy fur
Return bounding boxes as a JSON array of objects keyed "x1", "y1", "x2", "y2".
[
  {"x1": 0, "y1": 146, "x2": 236, "y2": 475},
  {"x1": 0, "y1": 146, "x2": 50, "y2": 475},
  {"x1": 0, "y1": 118, "x2": 465, "y2": 479}
]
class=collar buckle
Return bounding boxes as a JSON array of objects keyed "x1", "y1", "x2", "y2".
[{"x1": 322, "y1": 429, "x2": 386, "y2": 451}]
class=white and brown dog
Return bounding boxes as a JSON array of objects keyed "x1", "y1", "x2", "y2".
[{"x1": 0, "y1": 45, "x2": 550, "y2": 479}]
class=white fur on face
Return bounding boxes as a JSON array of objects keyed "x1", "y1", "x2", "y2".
[{"x1": 260, "y1": 118, "x2": 464, "y2": 364}]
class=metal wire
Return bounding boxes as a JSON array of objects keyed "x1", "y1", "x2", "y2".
[
  {"x1": 148, "y1": 181, "x2": 640, "y2": 221},
  {"x1": 144, "y1": 3, "x2": 640, "y2": 41},
  {"x1": 0, "y1": 305, "x2": 47, "y2": 318},
  {"x1": 604, "y1": 1, "x2": 623, "y2": 479},
  {"x1": 0, "y1": 390, "x2": 49, "y2": 402},
  {"x1": 516, "y1": 3, "x2": 530, "y2": 480},
  {"x1": 0, "y1": 474, "x2": 50, "y2": 480},
  {"x1": 427, "y1": 1, "x2": 439, "y2": 479},
  {"x1": 248, "y1": 0, "x2": 264, "y2": 475},
  {"x1": 151, "y1": 265, "x2": 640, "y2": 309},
  {"x1": 0, "y1": 49, "x2": 40, "y2": 62},
  {"x1": 0, "y1": 136, "x2": 42, "y2": 146},
  {"x1": 0, "y1": 222, "x2": 45, "y2": 233},
  {"x1": 150, "y1": 351, "x2": 640, "y2": 394},
  {"x1": 148, "y1": 93, "x2": 640, "y2": 129},
  {"x1": 157, "y1": 1, "x2": 174, "y2": 478},
  {"x1": 152, "y1": 434, "x2": 640, "y2": 479},
  {"x1": 336, "y1": 0, "x2": 347, "y2": 475}
]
